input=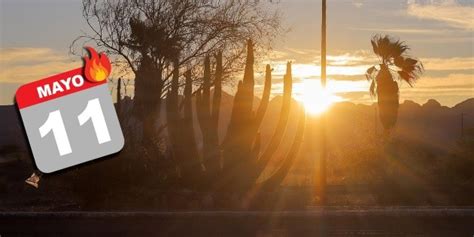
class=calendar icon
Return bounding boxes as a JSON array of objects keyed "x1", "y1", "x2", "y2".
[{"x1": 16, "y1": 48, "x2": 124, "y2": 173}]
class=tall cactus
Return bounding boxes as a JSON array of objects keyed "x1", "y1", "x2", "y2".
[
  {"x1": 253, "y1": 62, "x2": 293, "y2": 175},
  {"x1": 223, "y1": 41, "x2": 258, "y2": 161},
  {"x1": 197, "y1": 53, "x2": 222, "y2": 178},
  {"x1": 167, "y1": 40, "x2": 304, "y2": 195},
  {"x1": 181, "y1": 69, "x2": 201, "y2": 184},
  {"x1": 165, "y1": 57, "x2": 182, "y2": 172},
  {"x1": 220, "y1": 40, "x2": 294, "y2": 193},
  {"x1": 166, "y1": 58, "x2": 201, "y2": 186}
]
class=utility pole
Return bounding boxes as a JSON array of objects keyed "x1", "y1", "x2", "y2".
[
  {"x1": 318, "y1": 0, "x2": 327, "y2": 206},
  {"x1": 116, "y1": 77, "x2": 122, "y2": 117}
]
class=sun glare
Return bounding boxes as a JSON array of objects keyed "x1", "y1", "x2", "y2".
[{"x1": 294, "y1": 79, "x2": 343, "y2": 115}]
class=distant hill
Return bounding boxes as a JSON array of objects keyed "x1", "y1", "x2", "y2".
[
  {"x1": 0, "y1": 105, "x2": 28, "y2": 164},
  {"x1": 1, "y1": 97, "x2": 473, "y2": 167},
  {"x1": 0, "y1": 105, "x2": 27, "y2": 151}
]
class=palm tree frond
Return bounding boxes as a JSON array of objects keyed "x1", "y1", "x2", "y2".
[
  {"x1": 379, "y1": 36, "x2": 391, "y2": 59},
  {"x1": 366, "y1": 66, "x2": 377, "y2": 81},
  {"x1": 390, "y1": 40, "x2": 409, "y2": 58},
  {"x1": 394, "y1": 56, "x2": 404, "y2": 68},
  {"x1": 371, "y1": 35, "x2": 411, "y2": 62},
  {"x1": 404, "y1": 58, "x2": 418, "y2": 65},
  {"x1": 399, "y1": 57, "x2": 424, "y2": 85},
  {"x1": 370, "y1": 80, "x2": 376, "y2": 97},
  {"x1": 371, "y1": 39, "x2": 378, "y2": 55},
  {"x1": 397, "y1": 70, "x2": 412, "y2": 86},
  {"x1": 403, "y1": 65, "x2": 416, "y2": 72}
]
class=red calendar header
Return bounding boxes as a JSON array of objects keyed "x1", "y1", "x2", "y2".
[
  {"x1": 16, "y1": 47, "x2": 112, "y2": 109},
  {"x1": 16, "y1": 68, "x2": 106, "y2": 109}
]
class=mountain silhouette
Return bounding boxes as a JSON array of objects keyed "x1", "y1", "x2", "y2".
[{"x1": 1, "y1": 97, "x2": 473, "y2": 174}]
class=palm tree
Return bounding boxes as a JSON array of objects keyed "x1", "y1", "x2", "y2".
[{"x1": 366, "y1": 35, "x2": 424, "y2": 136}]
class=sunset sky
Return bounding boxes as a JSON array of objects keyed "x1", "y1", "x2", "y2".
[{"x1": 1, "y1": 0, "x2": 473, "y2": 107}]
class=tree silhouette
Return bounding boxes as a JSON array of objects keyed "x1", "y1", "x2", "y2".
[
  {"x1": 366, "y1": 35, "x2": 424, "y2": 136},
  {"x1": 72, "y1": 0, "x2": 282, "y2": 146}
]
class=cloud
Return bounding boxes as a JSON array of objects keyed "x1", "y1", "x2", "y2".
[
  {"x1": 350, "y1": 27, "x2": 444, "y2": 34},
  {"x1": 265, "y1": 49, "x2": 473, "y2": 81},
  {"x1": 0, "y1": 48, "x2": 65, "y2": 64},
  {"x1": 262, "y1": 48, "x2": 320, "y2": 65},
  {"x1": 0, "y1": 47, "x2": 131, "y2": 84},
  {"x1": 409, "y1": 36, "x2": 473, "y2": 43},
  {"x1": 0, "y1": 48, "x2": 80, "y2": 83},
  {"x1": 270, "y1": 63, "x2": 370, "y2": 79},
  {"x1": 352, "y1": 0, "x2": 364, "y2": 8},
  {"x1": 421, "y1": 57, "x2": 474, "y2": 71},
  {"x1": 407, "y1": 0, "x2": 474, "y2": 30},
  {"x1": 326, "y1": 52, "x2": 375, "y2": 66},
  {"x1": 406, "y1": 73, "x2": 474, "y2": 88},
  {"x1": 351, "y1": 27, "x2": 472, "y2": 43}
]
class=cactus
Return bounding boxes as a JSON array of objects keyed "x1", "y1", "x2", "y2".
[
  {"x1": 181, "y1": 69, "x2": 202, "y2": 184},
  {"x1": 166, "y1": 58, "x2": 202, "y2": 186},
  {"x1": 222, "y1": 58, "x2": 293, "y2": 192},
  {"x1": 222, "y1": 41, "x2": 258, "y2": 164},
  {"x1": 252, "y1": 62, "x2": 293, "y2": 176},
  {"x1": 259, "y1": 105, "x2": 306, "y2": 190},
  {"x1": 196, "y1": 53, "x2": 222, "y2": 178},
  {"x1": 134, "y1": 55, "x2": 163, "y2": 146},
  {"x1": 165, "y1": 57, "x2": 181, "y2": 168},
  {"x1": 166, "y1": 40, "x2": 304, "y2": 195}
]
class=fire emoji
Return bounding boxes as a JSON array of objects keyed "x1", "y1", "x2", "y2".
[{"x1": 83, "y1": 47, "x2": 111, "y2": 82}]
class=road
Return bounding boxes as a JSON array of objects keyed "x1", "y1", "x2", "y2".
[{"x1": 1, "y1": 208, "x2": 473, "y2": 236}]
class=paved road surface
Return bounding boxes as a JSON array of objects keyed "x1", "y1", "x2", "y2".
[{"x1": 1, "y1": 208, "x2": 473, "y2": 236}]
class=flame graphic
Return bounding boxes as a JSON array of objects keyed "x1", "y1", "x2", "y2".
[{"x1": 83, "y1": 47, "x2": 111, "y2": 82}]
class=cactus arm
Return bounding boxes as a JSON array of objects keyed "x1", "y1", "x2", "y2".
[
  {"x1": 182, "y1": 70, "x2": 202, "y2": 183},
  {"x1": 243, "y1": 40, "x2": 255, "y2": 89},
  {"x1": 237, "y1": 62, "x2": 293, "y2": 191},
  {"x1": 204, "y1": 52, "x2": 223, "y2": 177},
  {"x1": 253, "y1": 64, "x2": 272, "y2": 128},
  {"x1": 240, "y1": 40, "x2": 255, "y2": 120},
  {"x1": 183, "y1": 71, "x2": 194, "y2": 117},
  {"x1": 165, "y1": 59, "x2": 180, "y2": 131},
  {"x1": 221, "y1": 79, "x2": 246, "y2": 173},
  {"x1": 202, "y1": 56, "x2": 212, "y2": 120},
  {"x1": 254, "y1": 62, "x2": 293, "y2": 175},
  {"x1": 196, "y1": 56, "x2": 211, "y2": 128},
  {"x1": 197, "y1": 56, "x2": 214, "y2": 173},
  {"x1": 259, "y1": 105, "x2": 306, "y2": 190},
  {"x1": 165, "y1": 59, "x2": 182, "y2": 166},
  {"x1": 224, "y1": 40, "x2": 257, "y2": 148},
  {"x1": 195, "y1": 88, "x2": 204, "y2": 130},
  {"x1": 223, "y1": 41, "x2": 256, "y2": 146},
  {"x1": 211, "y1": 52, "x2": 223, "y2": 127},
  {"x1": 251, "y1": 132, "x2": 261, "y2": 160}
]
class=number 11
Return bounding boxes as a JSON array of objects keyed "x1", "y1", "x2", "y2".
[{"x1": 39, "y1": 98, "x2": 111, "y2": 156}]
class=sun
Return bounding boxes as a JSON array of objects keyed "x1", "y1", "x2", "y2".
[{"x1": 295, "y1": 79, "x2": 343, "y2": 115}]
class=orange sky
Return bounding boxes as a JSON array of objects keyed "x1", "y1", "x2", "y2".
[{"x1": 0, "y1": 0, "x2": 473, "y2": 106}]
